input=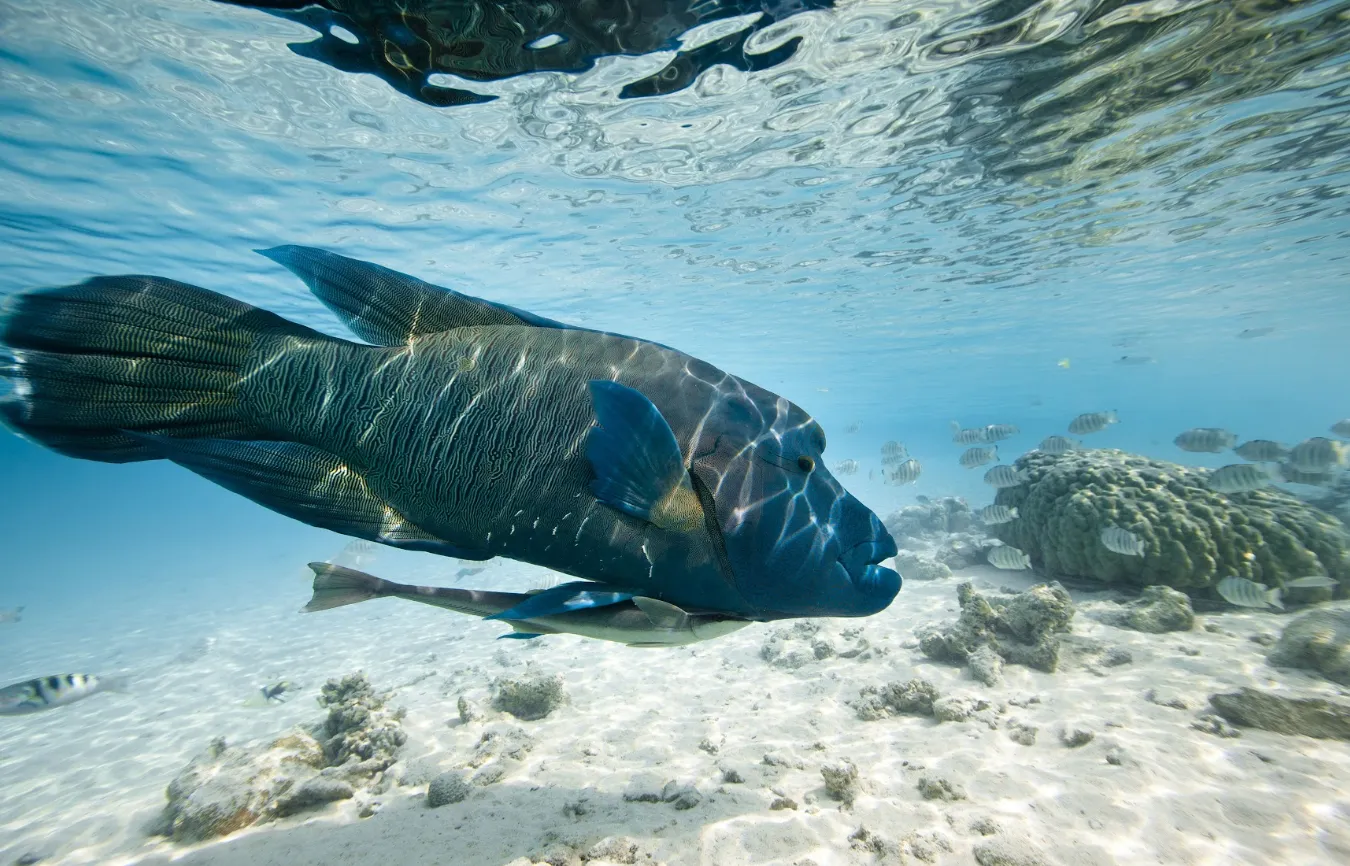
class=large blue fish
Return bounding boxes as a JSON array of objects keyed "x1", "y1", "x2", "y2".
[{"x1": 0, "y1": 247, "x2": 899, "y2": 621}]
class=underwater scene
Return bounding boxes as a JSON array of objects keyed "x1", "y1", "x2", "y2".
[{"x1": 2, "y1": 0, "x2": 1350, "y2": 863}]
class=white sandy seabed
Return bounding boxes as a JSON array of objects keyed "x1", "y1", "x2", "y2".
[{"x1": 2, "y1": 554, "x2": 1350, "y2": 866}]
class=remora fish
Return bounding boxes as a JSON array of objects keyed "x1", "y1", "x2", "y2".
[
  {"x1": 0, "y1": 247, "x2": 898, "y2": 621},
  {"x1": 304, "y1": 562, "x2": 750, "y2": 647},
  {"x1": 0, "y1": 673, "x2": 126, "y2": 715}
]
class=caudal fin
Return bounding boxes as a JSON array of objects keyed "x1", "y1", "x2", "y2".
[
  {"x1": 0, "y1": 275, "x2": 327, "y2": 462},
  {"x1": 303, "y1": 562, "x2": 392, "y2": 612}
]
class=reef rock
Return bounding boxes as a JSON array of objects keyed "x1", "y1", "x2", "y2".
[
  {"x1": 1101, "y1": 586, "x2": 1196, "y2": 633},
  {"x1": 1267, "y1": 606, "x2": 1350, "y2": 685},
  {"x1": 1209, "y1": 687, "x2": 1350, "y2": 740},
  {"x1": 919, "y1": 582, "x2": 1074, "y2": 674},
  {"x1": 156, "y1": 673, "x2": 403, "y2": 843},
  {"x1": 885, "y1": 497, "x2": 974, "y2": 539},
  {"x1": 492, "y1": 672, "x2": 567, "y2": 720},
  {"x1": 893, "y1": 551, "x2": 953, "y2": 582},
  {"x1": 760, "y1": 620, "x2": 876, "y2": 669},
  {"x1": 821, "y1": 760, "x2": 860, "y2": 806},
  {"x1": 853, "y1": 678, "x2": 939, "y2": 720},
  {"x1": 993, "y1": 449, "x2": 1350, "y2": 592}
]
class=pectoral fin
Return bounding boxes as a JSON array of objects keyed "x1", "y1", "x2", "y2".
[
  {"x1": 484, "y1": 580, "x2": 635, "y2": 621},
  {"x1": 584, "y1": 380, "x2": 703, "y2": 532},
  {"x1": 631, "y1": 596, "x2": 691, "y2": 630},
  {"x1": 127, "y1": 434, "x2": 490, "y2": 560}
]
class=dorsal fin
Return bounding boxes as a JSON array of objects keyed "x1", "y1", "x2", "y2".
[{"x1": 258, "y1": 245, "x2": 571, "y2": 345}]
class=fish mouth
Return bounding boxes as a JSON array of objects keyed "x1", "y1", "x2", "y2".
[{"x1": 838, "y1": 536, "x2": 901, "y2": 599}]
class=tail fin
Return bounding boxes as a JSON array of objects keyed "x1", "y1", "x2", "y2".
[
  {"x1": 1268, "y1": 587, "x2": 1285, "y2": 611},
  {"x1": 0, "y1": 276, "x2": 328, "y2": 462},
  {"x1": 304, "y1": 562, "x2": 392, "y2": 612}
]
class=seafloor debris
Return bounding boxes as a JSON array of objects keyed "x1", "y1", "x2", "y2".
[
  {"x1": 853, "y1": 678, "x2": 939, "y2": 721},
  {"x1": 821, "y1": 759, "x2": 860, "y2": 806},
  {"x1": 993, "y1": 449, "x2": 1350, "y2": 592},
  {"x1": 153, "y1": 672, "x2": 405, "y2": 842},
  {"x1": 491, "y1": 672, "x2": 567, "y2": 721},
  {"x1": 760, "y1": 619, "x2": 878, "y2": 669},
  {"x1": 918, "y1": 582, "x2": 1075, "y2": 675}
]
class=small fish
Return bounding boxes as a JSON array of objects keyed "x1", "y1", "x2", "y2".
[
  {"x1": 887, "y1": 458, "x2": 922, "y2": 485},
  {"x1": 1057, "y1": 358, "x2": 1071, "y2": 369},
  {"x1": 1216, "y1": 576, "x2": 1283, "y2": 610},
  {"x1": 1237, "y1": 327, "x2": 1274, "y2": 340},
  {"x1": 1233, "y1": 440, "x2": 1288, "y2": 463},
  {"x1": 1206, "y1": 463, "x2": 1273, "y2": 493},
  {"x1": 915, "y1": 495, "x2": 931, "y2": 504},
  {"x1": 843, "y1": 422, "x2": 861, "y2": 434},
  {"x1": 328, "y1": 538, "x2": 379, "y2": 570},
  {"x1": 959, "y1": 445, "x2": 998, "y2": 468},
  {"x1": 1287, "y1": 437, "x2": 1349, "y2": 472},
  {"x1": 987, "y1": 545, "x2": 1031, "y2": 570},
  {"x1": 243, "y1": 680, "x2": 300, "y2": 708},
  {"x1": 880, "y1": 440, "x2": 907, "y2": 459},
  {"x1": 1068, "y1": 411, "x2": 1118, "y2": 435},
  {"x1": 950, "y1": 421, "x2": 990, "y2": 445},
  {"x1": 983, "y1": 424, "x2": 1020, "y2": 442},
  {"x1": 304, "y1": 563, "x2": 750, "y2": 647},
  {"x1": 0, "y1": 673, "x2": 126, "y2": 715},
  {"x1": 978, "y1": 505, "x2": 1019, "y2": 524},
  {"x1": 1100, "y1": 525, "x2": 1146, "y2": 556},
  {"x1": 0, "y1": 606, "x2": 22, "y2": 625},
  {"x1": 1331, "y1": 419, "x2": 1350, "y2": 438},
  {"x1": 1114, "y1": 355, "x2": 1154, "y2": 365},
  {"x1": 1285, "y1": 575, "x2": 1339, "y2": 589},
  {"x1": 1277, "y1": 463, "x2": 1333, "y2": 486},
  {"x1": 983, "y1": 464, "x2": 1028, "y2": 488},
  {"x1": 833, "y1": 459, "x2": 861, "y2": 476},
  {"x1": 1173, "y1": 428, "x2": 1238, "y2": 453},
  {"x1": 1038, "y1": 435, "x2": 1080, "y2": 455}
]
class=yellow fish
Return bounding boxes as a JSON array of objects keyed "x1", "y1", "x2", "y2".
[{"x1": 1057, "y1": 358, "x2": 1071, "y2": 369}]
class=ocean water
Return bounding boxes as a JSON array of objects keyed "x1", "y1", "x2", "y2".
[{"x1": 1, "y1": 0, "x2": 1349, "y2": 864}]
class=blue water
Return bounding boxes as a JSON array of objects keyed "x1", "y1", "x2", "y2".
[{"x1": 1, "y1": 0, "x2": 1349, "y2": 861}]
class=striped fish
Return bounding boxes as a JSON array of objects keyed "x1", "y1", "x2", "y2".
[
  {"x1": 951, "y1": 422, "x2": 990, "y2": 445},
  {"x1": 1288, "y1": 437, "x2": 1348, "y2": 472},
  {"x1": 1215, "y1": 576, "x2": 1283, "y2": 610},
  {"x1": 881, "y1": 440, "x2": 907, "y2": 460},
  {"x1": 1206, "y1": 463, "x2": 1273, "y2": 493},
  {"x1": 1233, "y1": 440, "x2": 1288, "y2": 462},
  {"x1": 887, "y1": 458, "x2": 922, "y2": 485},
  {"x1": 959, "y1": 445, "x2": 998, "y2": 468},
  {"x1": 1038, "y1": 435, "x2": 1080, "y2": 455},
  {"x1": 1100, "y1": 525, "x2": 1145, "y2": 556},
  {"x1": 987, "y1": 545, "x2": 1031, "y2": 570},
  {"x1": 978, "y1": 505, "x2": 1019, "y2": 524},
  {"x1": 0, "y1": 673, "x2": 124, "y2": 715},
  {"x1": 1068, "y1": 411, "x2": 1118, "y2": 435},
  {"x1": 0, "y1": 247, "x2": 899, "y2": 622},
  {"x1": 983, "y1": 424, "x2": 1020, "y2": 442},
  {"x1": 1278, "y1": 463, "x2": 1333, "y2": 486},
  {"x1": 833, "y1": 459, "x2": 861, "y2": 476},
  {"x1": 1173, "y1": 428, "x2": 1238, "y2": 453},
  {"x1": 983, "y1": 464, "x2": 1027, "y2": 488}
]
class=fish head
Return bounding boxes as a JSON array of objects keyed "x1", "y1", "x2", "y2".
[{"x1": 688, "y1": 387, "x2": 900, "y2": 619}]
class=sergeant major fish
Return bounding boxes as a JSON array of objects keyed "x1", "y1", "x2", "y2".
[
  {"x1": 1206, "y1": 463, "x2": 1273, "y2": 494},
  {"x1": 1173, "y1": 428, "x2": 1238, "y2": 453},
  {"x1": 977, "y1": 505, "x2": 1019, "y2": 524},
  {"x1": 1215, "y1": 576, "x2": 1283, "y2": 610},
  {"x1": 1037, "y1": 435, "x2": 1080, "y2": 455},
  {"x1": 1287, "y1": 437, "x2": 1349, "y2": 473},
  {"x1": 959, "y1": 445, "x2": 998, "y2": 468},
  {"x1": 833, "y1": 459, "x2": 860, "y2": 476},
  {"x1": 304, "y1": 562, "x2": 750, "y2": 647},
  {"x1": 0, "y1": 247, "x2": 899, "y2": 622},
  {"x1": 983, "y1": 424, "x2": 1020, "y2": 442},
  {"x1": 950, "y1": 422, "x2": 990, "y2": 445},
  {"x1": 0, "y1": 673, "x2": 126, "y2": 715},
  {"x1": 887, "y1": 458, "x2": 922, "y2": 485},
  {"x1": 1100, "y1": 525, "x2": 1146, "y2": 556},
  {"x1": 983, "y1": 464, "x2": 1027, "y2": 488},
  {"x1": 987, "y1": 545, "x2": 1031, "y2": 570},
  {"x1": 1233, "y1": 440, "x2": 1288, "y2": 463},
  {"x1": 1068, "y1": 411, "x2": 1119, "y2": 435}
]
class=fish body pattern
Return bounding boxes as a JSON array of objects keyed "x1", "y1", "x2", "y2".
[
  {"x1": 987, "y1": 545, "x2": 1031, "y2": 570},
  {"x1": 1216, "y1": 576, "x2": 1283, "y2": 610},
  {"x1": 978, "y1": 505, "x2": 1019, "y2": 525},
  {"x1": 950, "y1": 421, "x2": 990, "y2": 445},
  {"x1": 1173, "y1": 427, "x2": 1238, "y2": 453},
  {"x1": 1288, "y1": 437, "x2": 1349, "y2": 472},
  {"x1": 1038, "y1": 435, "x2": 1080, "y2": 455},
  {"x1": 1277, "y1": 463, "x2": 1333, "y2": 486},
  {"x1": 1205, "y1": 464, "x2": 1273, "y2": 494},
  {"x1": 1100, "y1": 525, "x2": 1146, "y2": 556},
  {"x1": 887, "y1": 458, "x2": 921, "y2": 485},
  {"x1": 1233, "y1": 440, "x2": 1288, "y2": 463},
  {"x1": 880, "y1": 440, "x2": 906, "y2": 459},
  {"x1": 304, "y1": 562, "x2": 750, "y2": 647},
  {"x1": 0, "y1": 247, "x2": 898, "y2": 621},
  {"x1": 983, "y1": 424, "x2": 1020, "y2": 442},
  {"x1": 983, "y1": 464, "x2": 1027, "y2": 488},
  {"x1": 1068, "y1": 411, "x2": 1118, "y2": 435},
  {"x1": 0, "y1": 673, "x2": 120, "y2": 715},
  {"x1": 833, "y1": 458, "x2": 860, "y2": 476},
  {"x1": 959, "y1": 445, "x2": 998, "y2": 468}
]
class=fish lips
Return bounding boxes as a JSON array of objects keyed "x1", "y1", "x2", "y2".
[{"x1": 837, "y1": 536, "x2": 901, "y2": 608}]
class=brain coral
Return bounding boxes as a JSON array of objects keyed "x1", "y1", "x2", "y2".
[{"x1": 992, "y1": 449, "x2": 1350, "y2": 594}]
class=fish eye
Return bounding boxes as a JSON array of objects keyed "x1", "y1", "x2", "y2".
[{"x1": 797, "y1": 455, "x2": 815, "y2": 472}]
